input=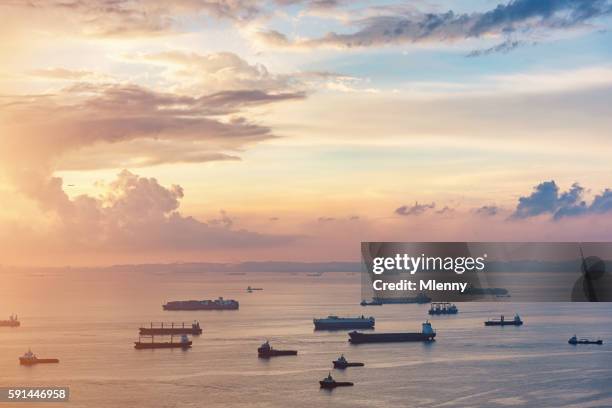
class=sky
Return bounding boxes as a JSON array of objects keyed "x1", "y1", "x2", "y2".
[{"x1": 1, "y1": 0, "x2": 612, "y2": 266}]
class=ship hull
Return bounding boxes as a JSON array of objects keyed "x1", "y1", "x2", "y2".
[
  {"x1": 258, "y1": 350, "x2": 297, "y2": 358},
  {"x1": 134, "y1": 341, "x2": 192, "y2": 349},
  {"x1": 139, "y1": 328, "x2": 202, "y2": 335},
  {"x1": 333, "y1": 361, "x2": 364, "y2": 368},
  {"x1": 314, "y1": 321, "x2": 374, "y2": 330},
  {"x1": 428, "y1": 310, "x2": 458, "y2": 315},
  {"x1": 163, "y1": 304, "x2": 238, "y2": 311},
  {"x1": 349, "y1": 331, "x2": 435, "y2": 344},
  {"x1": 19, "y1": 358, "x2": 59, "y2": 365},
  {"x1": 0, "y1": 322, "x2": 20, "y2": 327},
  {"x1": 320, "y1": 381, "x2": 353, "y2": 388},
  {"x1": 569, "y1": 340, "x2": 602, "y2": 345},
  {"x1": 484, "y1": 321, "x2": 522, "y2": 326}
]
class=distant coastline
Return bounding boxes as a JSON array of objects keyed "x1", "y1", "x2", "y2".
[{"x1": 3, "y1": 258, "x2": 610, "y2": 274}]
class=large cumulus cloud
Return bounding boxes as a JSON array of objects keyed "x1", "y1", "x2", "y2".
[
  {"x1": 512, "y1": 180, "x2": 612, "y2": 220},
  {"x1": 47, "y1": 169, "x2": 291, "y2": 250}
]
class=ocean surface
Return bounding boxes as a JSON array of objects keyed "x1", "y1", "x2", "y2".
[{"x1": 1, "y1": 269, "x2": 611, "y2": 408}]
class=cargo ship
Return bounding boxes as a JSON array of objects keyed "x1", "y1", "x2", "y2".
[
  {"x1": 373, "y1": 293, "x2": 431, "y2": 304},
  {"x1": 485, "y1": 314, "x2": 523, "y2": 326},
  {"x1": 163, "y1": 297, "x2": 239, "y2": 311},
  {"x1": 568, "y1": 335, "x2": 603, "y2": 345},
  {"x1": 247, "y1": 286, "x2": 263, "y2": 292},
  {"x1": 0, "y1": 314, "x2": 20, "y2": 327},
  {"x1": 19, "y1": 349, "x2": 59, "y2": 365},
  {"x1": 320, "y1": 373, "x2": 353, "y2": 388},
  {"x1": 333, "y1": 354, "x2": 364, "y2": 369},
  {"x1": 428, "y1": 302, "x2": 458, "y2": 315},
  {"x1": 360, "y1": 299, "x2": 382, "y2": 306},
  {"x1": 257, "y1": 341, "x2": 298, "y2": 358},
  {"x1": 139, "y1": 321, "x2": 202, "y2": 335},
  {"x1": 314, "y1": 315, "x2": 375, "y2": 330},
  {"x1": 134, "y1": 334, "x2": 192, "y2": 349},
  {"x1": 349, "y1": 321, "x2": 436, "y2": 343}
]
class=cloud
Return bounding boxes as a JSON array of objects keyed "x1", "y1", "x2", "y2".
[
  {"x1": 207, "y1": 210, "x2": 234, "y2": 229},
  {"x1": 510, "y1": 181, "x2": 612, "y2": 220},
  {"x1": 513, "y1": 181, "x2": 563, "y2": 218},
  {"x1": 587, "y1": 189, "x2": 612, "y2": 214},
  {"x1": 260, "y1": 0, "x2": 612, "y2": 49},
  {"x1": 474, "y1": 205, "x2": 500, "y2": 216},
  {"x1": 466, "y1": 39, "x2": 525, "y2": 57},
  {"x1": 1, "y1": 0, "x2": 346, "y2": 37},
  {"x1": 0, "y1": 82, "x2": 303, "y2": 172},
  {"x1": 317, "y1": 216, "x2": 336, "y2": 222},
  {"x1": 435, "y1": 206, "x2": 454, "y2": 215},
  {"x1": 27, "y1": 68, "x2": 107, "y2": 81},
  {"x1": 132, "y1": 51, "x2": 293, "y2": 94},
  {"x1": 395, "y1": 202, "x2": 435, "y2": 216},
  {"x1": 0, "y1": 0, "x2": 265, "y2": 37},
  {"x1": 38, "y1": 170, "x2": 292, "y2": 251}
]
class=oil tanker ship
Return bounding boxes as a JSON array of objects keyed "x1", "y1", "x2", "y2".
[
  {"x1": 313, "y1": 315, "x2": 375, "y2": 330},
  {"x1": 348, "y1": 321, "x2": 436, "y2": 343},
  {"x1": 139, "y1": 321, "x2": 202, "y2": 335},
  {"x1": 163, "y1": 297, "x2": 239, "y2": 311}
]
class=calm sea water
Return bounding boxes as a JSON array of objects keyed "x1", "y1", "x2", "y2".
[{"x1": 1, "y1": 270, "x2": 611, "y2": 408}]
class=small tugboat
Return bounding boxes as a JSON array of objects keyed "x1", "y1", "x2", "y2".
[
  {"x1": 333, "y1": 354, "x2": 364, "y2": 369},
  {"x1": 134, "y1": 334, "x2": 192, "y2": 349},
  {"x1": 485, "y1": 314, "x2": 523, "y2": 326},
  {"x1": 139, "y1": 321, "x2": 202, "y2": 336},
  {"x1": 568, "y1": 335, "x2": 603, "y2": 345},
  {"x1": 428, "y1": 302, "x2": 458, "y2": 315},
  {"x1": 349, "y1": 321, "x2": 436, "y2": 343},
  {"x1": 360, "y1": 299, "x2": 383, "y2": 306},
  {"x1": 19, "y1": 349, "x2": 59, "y2": 365},
  {"x1": 0, "y1": 314, "x2": 20, "y2": 327},
  {"x1": 319, "y1": 372, "x2": 353, "y2": 388},
  {"x1": 257, "y1": 341, "x2": 298, "y2": 358}
]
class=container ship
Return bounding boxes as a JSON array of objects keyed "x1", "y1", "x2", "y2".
[
  {"x1": 313, "y1": 315, "x2": 375, "y2": 330},
  {"x1": 0, "y1": 314, "x2": 20, "y2": 327},
  {"x1": 257, "y1": 341, "x2": 298, "y2": 358},
  {"x1": 349, "y1": 321, "x2": 436, "y2": 343},
  {"x1": 484, "y1": 314, "x2": 523, "y2": 326},
  {"x1": 134, "y1": 334, "x2": 192, "y2": 349},
  {"x1": 163, "y1": 297, "x2": 239, "y2": 311},
  {"x1": 19, "y1": 349, "x2": 59, "y2": 365},
  {"x1": 139, "y1": 321, "x2": 202, "y2": 335}
]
